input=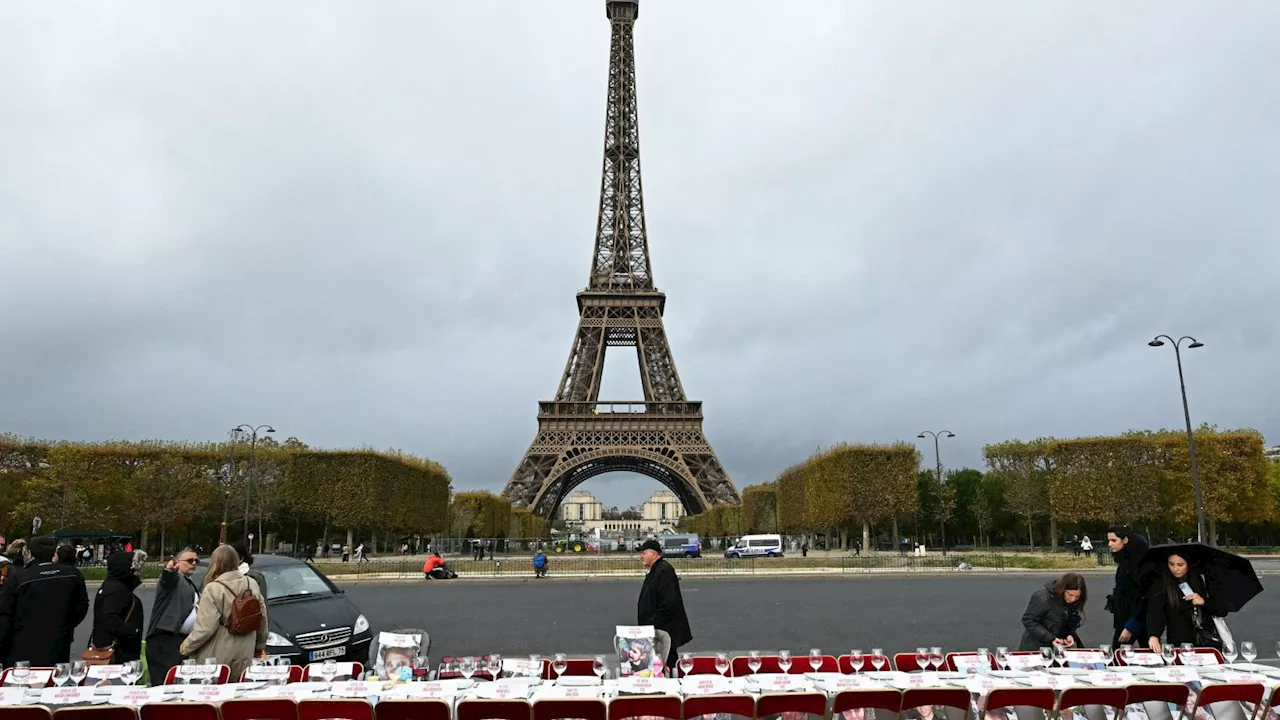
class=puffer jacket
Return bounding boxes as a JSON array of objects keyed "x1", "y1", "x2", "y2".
[{"x1": 1019, "y1": 580, "x2": 1082, "y2": 651}]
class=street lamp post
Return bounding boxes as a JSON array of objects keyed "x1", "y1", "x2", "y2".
[
  {"x1": 233, "y1": 424, "x2": 274, "y2": 551},
  {"x1": 1148, "y1": 335, "x2": 1206, "y2": 544},
  {"x1": 918, "y1": 430, "x2": 955, "y2": 556}
]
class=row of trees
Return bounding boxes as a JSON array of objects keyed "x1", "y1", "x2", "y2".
[
  {"x1": 0, "y1": 433, "x2": 452, "y2": 554},
  {"x1": 683, "y1": 427, "x2": 1280, "y2": 549}
]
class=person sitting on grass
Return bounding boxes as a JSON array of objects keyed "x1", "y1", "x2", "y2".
[{"x1": 533, "y1": 550, "x2": 548, "y2": 578}]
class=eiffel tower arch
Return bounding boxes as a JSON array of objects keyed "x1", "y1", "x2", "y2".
[{"x1": 502, "y1": 0, "x2": 740, "y2": 520}]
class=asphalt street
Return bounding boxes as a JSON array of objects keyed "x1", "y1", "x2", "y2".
[{"x1": 72, "y1": 573, "x2": 1280, "y2": 666}]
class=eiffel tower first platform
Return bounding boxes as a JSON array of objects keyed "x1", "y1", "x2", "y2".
[{"x1": 501, "y1": 0, "x2": 740, "y2": 520}]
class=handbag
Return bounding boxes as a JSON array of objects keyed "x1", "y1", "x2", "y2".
[
  {"x1": 1192, "y1": 606, "x2": 1224, "y2": 650},
  {"x1": 82, "y1": 598, "x2": 136, "y2": 666}
]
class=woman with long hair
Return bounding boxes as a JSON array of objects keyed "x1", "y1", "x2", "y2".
[
  {"x1": 1105, "y1": 525, "x2": 1150, "y2": 647},
  {"x1": 1147, "y1": 552, "x2": 1228, "y2": 652},
  {"x1": 179, "y1": 544, "x2": 268, "y2": 680},
  {"x1": 1019, "y1": 573, "x2": 1087, "y2": 650}
]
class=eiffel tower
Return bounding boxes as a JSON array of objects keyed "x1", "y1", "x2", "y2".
[{"x1": 502, "y1": 0, "x2": 740, "y2": 520}]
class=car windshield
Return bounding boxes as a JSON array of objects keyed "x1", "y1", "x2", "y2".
[{"x1": 260, "y1": 564, "x2": 335, "y2": 600}]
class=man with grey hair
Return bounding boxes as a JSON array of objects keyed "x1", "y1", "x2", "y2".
[{"x1": 146, "y1": 547, "x2": 200, "y2": 686}]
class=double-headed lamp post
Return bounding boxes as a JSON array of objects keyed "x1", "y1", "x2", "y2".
[
  {"x1": 1148, "y1": 335, "x2": 1206, "y2": 544},
  {"x1": 918, "y1": 430, "x2": 955, "y2": 555},
  {"x1": 233, "y1": 424, "x2": 274, "y2": 550}
]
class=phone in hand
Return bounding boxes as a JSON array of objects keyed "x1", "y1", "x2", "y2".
[{"x1": 1179, "y1": 582, "x2": 1194, "y2": 598}]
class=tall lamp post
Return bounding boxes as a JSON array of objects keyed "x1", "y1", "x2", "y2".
[
  {"x1": 918, "y1": 430, "x2": 955, "y2": 555},
  {"x1": 233, "y1": 424, "x2": 274, "y2": 551},
  {"x1": 1148, "y1": 335, "x2": 1206, "y2": 544}
]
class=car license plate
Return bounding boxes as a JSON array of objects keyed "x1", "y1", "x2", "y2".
[{"x1": 310, "y1": 647, "x2": 344, "y2": 661}]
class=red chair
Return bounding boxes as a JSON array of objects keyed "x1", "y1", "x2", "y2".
[
  {"x1": 1123, "y1": 683, "x2": 1191, "y2": 708},
  {"x1": 609, "y1": 696, "x2": 682, "y2": 720},
  {"x1": 1058, "y1": 687, "x2": 1128, "y2": 716},
  {"x1": 1177, "y1": 648, "x2": 1226, "y2": 666},
  {"x1": 456, "y1": 700, "x2": 532, "y2": 720},
  {"x1": 901, "y1": 688, "x2": 971, "y2": 716},
  {"x1": 0, "y1": 668, "x2": 55, "y2": 688},
  {"x1": 220, "y1": 698, "x2": 298, "y2": 720},
  {"x1": 375, "y1": 700, "x2": 452, "y2": 720},
  {"x1": 1187, "y1": 683, "x2": 1265, "y2": 720},
  {"x1": 833, "y1": 689, "x2": 903, "y2": 715},
  {"x1": 985, "y1": 688, "x2": 1057, "y2": 713},
  {"x1": 532, "y1": 699, "x2": 606, "y2": 720},
  {"x1": 297, "y1": 699, "x2": 373, "y2": 720},
  {"x1": 540, "y1": 660, "x2": 599, "y2": 680},
  {"x1": 946, "y1": 652, "x2": 1000, "y2": 672},
  {"x1": 837, "y1": 654, "x2": 891, "y2": 674},
  {"x1": 682, "y1": 695, "x2": 754, "y2": 720},
  {"x1": 756, "y1": 692, "x2": 828, "y2": 717},
  {"x1": 240, "y1": 665, "x2": 304, "y2": 683},
  {"x1": 162, "y1": 665, "x2": 231, "y2": 685},
  {"x1": 140, "y1": 703, "x2": 218, "y2": 720},
  {"x1": 893, "y1": 653, "x2": 927, "y2": 672},
  {"x1": 300, "y1": 662, "x2": 364, "y2": 682},
  {"x1": 673, "y1": 657, "x2": 730, "y2": 678},
  {"x1": 0, "y1": 710, "x2": 53, "y2": 720},
  {"x1": 51, "y1": 709, "x2": 137, "y2": 720}
]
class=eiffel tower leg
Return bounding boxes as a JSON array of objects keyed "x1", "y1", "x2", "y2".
[{"x1": 555, "y1": 311, "x2": 606, "y2": 403}]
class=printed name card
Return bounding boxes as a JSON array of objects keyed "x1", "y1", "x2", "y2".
[
  {"x1": 379, "y1": 632, "x2": 420, "y2": 647},
  {"x1": 535, "y1": 685, "x2": 603, "y2": 699},
  {"x1": 1124, "y1": 653, "x2": 1164, "y2": 667},
  {"x1": 388, "y1": 682, "x2": 457, "y2": 699},
  {"x1": 181, "y1": 684, "x2": 237, "y2": 703},
  {"x1": 1181, "y1": 653, "x2": 1218, "y2": 667},
  {"x1": 1065, "y1": 651, "x2": 1105, "y2": 664},
  {"x1": 502, "y1": 659, "x2": 542, "y2": 675},
  {"x1": 1023, "y1": 672, "x2": 1076, "y2": 689},
  {"x1": 752, "y1": 674, "x2": 808, "y2": 692},
  {"x1": 87, "y1": 666, "x2": 125, "y2": 681},
  {"x1": 474, "y1": 681, "x2": 532, "y2": 700},
  {"x1": 1006, "y1": 655, "x2": 1049, "y2": 670},
  {"x1": 6, "y1": 670, "x2": 52, "y2": 687},
  {"x1": 817, "y1": 675, "x2": 879, "y2": 692},
  {"x1": 330, "y1": 681, "x2": 382, "y2": 698},
  {"x1": 1151, "y1": 667, "x2": 1199, "y2": 683},
  {"x1": 682, "y1": 676, "x2": 733, "y2": 695},
  {"x1": 953, "y1": 656, "x2": 985, "y2": 673},
  {"x1": 110, "y1": 687, "x2": 165, "y2": 706},
  {"x1": 1084, "y1": 672, "x2": 1133, "y2": 687},
  {"x1": 964, "y1": 676, "x2": 1017, "y2": 693},
  {"x1": 1216, "y1": 671, "x2": 1271, "y2": 685},
  {"x1": 39, "y1": 687, "x2": 96, "y2": 705},
  {"x1": 246, "y1": 665, "x2": 291, "y2": 681},
  {"x1": 617, "y1": 677, "x2": 679, "y2": 695},
  {"x1": 0, "y1": 688, "x2": 26, "y2": 706},
  {"x1": 615, "y1": 625, "x2": 656, "y2": 639},
  {"x1": 250, "y1": 685, "x2": 318, "y2": 700}
]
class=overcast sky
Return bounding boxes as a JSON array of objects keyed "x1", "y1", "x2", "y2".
[{"x1": 2, "y1": 2, "x2": 1278, "y2": 512}]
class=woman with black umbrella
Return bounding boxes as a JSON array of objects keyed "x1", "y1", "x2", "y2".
[
  {"x1": 1105, "y1": 525, "x2": 1151, "y2": 648},
  {"x1": 1146, "y1": 551, "x2": 1229, "y2": 652}
]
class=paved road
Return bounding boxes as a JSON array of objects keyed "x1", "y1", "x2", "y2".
[{"x1": 72, "y1": 573, "x2": 1280, "y2": 665}]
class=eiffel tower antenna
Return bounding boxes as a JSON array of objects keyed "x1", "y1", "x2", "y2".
[{"x1": 502, "y1": 0, "x2": 739, "y2": 519}]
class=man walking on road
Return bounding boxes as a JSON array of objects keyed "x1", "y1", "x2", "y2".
[{"x1": 636, "y1": 539, "x2": 691, "y2": 674}]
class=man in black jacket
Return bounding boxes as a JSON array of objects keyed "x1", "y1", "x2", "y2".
[
  {"x1": 636, "y1": 540, "x2": 692, "y2": 674},
  {"x1": 0, "y1": 535, "x2": 90, "y2": 666},
  {"x1": 146, "y1": 547, "x2": 200, "y2": 686}
]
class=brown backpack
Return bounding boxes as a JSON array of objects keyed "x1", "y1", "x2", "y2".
[{"x1": 215, "y1": 577, "x2": 263, "y2": 634}]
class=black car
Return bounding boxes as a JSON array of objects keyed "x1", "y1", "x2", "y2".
[{"x1": 194, "y1": 554, "x2": 372, "y2": 667}]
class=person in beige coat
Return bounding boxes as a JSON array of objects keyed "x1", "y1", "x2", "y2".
[{"x1": 179, "y1": 544, "x2": 268, "y2": 681}]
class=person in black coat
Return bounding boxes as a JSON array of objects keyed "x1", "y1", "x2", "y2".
[
  {"x1": 0, "y1": 535, "x2": 90, "y2": 666},
  {"x1": 1105, "y1": 525, "x2": 1151, "y2": 648},
  {"x1": 1147, "y1": 552, "x2": 1229, "y2": 652},
  {"x1": 90, "y1": 550, "x2": 147, "y2": 663},
  {"x1": 636, "y1": 539, "x2": 692, "y2": 673},
  {"x1": 1019, "y1": 573, "x2": 1087, "y2": 651}
]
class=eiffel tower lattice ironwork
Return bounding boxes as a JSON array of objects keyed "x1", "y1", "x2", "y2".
[{"x1": 502, "y1": 0, "x2": 740, "y2": 519}]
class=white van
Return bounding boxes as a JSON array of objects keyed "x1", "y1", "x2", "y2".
[{"x1": 724, "y1": 534, "x2": 784, "y2": 558}]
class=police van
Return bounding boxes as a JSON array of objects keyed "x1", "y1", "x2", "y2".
[
  {"x1": 659, "y1": 533, "x2": 702, "y2": 558},
  {"x1": 724, "y1": 534, "x2": 784, "y2": 558}
]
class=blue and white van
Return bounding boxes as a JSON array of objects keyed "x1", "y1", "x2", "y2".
[
  {"x1": 660, "y1": 534, "x2": 702, "y2": 558},
  {"x1": 725, "y1": 534, "x2": 784, "y2": 558}
]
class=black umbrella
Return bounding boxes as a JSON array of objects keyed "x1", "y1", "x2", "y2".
[{"x1": 1138, "y1": 543, "x2": 1263, "y2": 614}]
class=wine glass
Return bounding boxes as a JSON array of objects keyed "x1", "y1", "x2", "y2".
[
  {"x1": 915, "y1": 647, "x2": 929, "y2": 672},
  {"x1": 1223, "y1": 643, "x2": 1239, "y2": 664},
  {"x1": 528, "y1": 654, "x2": 542, "y2": 679},
  {"x1": 594, "y1": 655, "x2": 608, "y2": 680},
  {"x1": 122, "y1": 661, "x2": 142, "y2": 686},
  {"x1": 275, "y1": 657, "x2": 291, "y2": 685},
  {"x1": 1242, "y1": 642, "x2": 1257, "y2": 664},
  {"x1": 460, "y1": 657, "x2": 476, "y2": 680},
  {"x1": 320, "y1": 659, "x2": 339, "y2": 685},
  {"x1": 747, "y1": 651, "x2": 762, "y2": 675},
  {"x1": 1099, "y1": 644, "x2": 1113, "y2": 667},
  {"x1": 778, "y1": 650, "x2": 792, "y2": 673},
  {"x1": 70, "y1": 661, "x2": 88, "y2": 688},
  {"x1": 553, "y1": 653, "x2": 568, "y2": 679},
  {"x1": 1162, "y1": 645, "x2": 1177, "y2": 666},
  {"x1": 10, "y1": 662, "x2": 30, "y2": 687},
  {"x1": 488, "y1": 654, "x2": 503, "y2": 680},
  {"x1": 929, "y1": 647, "x2": 943, "y2": 672},
  {"x1": 1039, "y1": 646, "x2": 1053, "y2": 668},
  {"x1": 1051, "y1": 644, "x2": 1065, "y2": 668},
  {"x1": 809, "y1": 649, "x2": 823, "y2": 673},
  {"x1": 995, "y1": 646, "x2": 1010, "y2": 671},
  {"x1": 976, "y1": 648, "x2": 991, "y2": 673},
  {"x1": 870, "y1": 648, "x2": 886, "y2": 672},
  {"x1": 849, "y1": 650, "x2": 864, "y2": 673},
  {"x1": 52, "y1": 664, "x2": 70, "y2": 688},
  {"x1": 679, "y1": 653, "x2": 695, "y2": 678},
  {"x1": 714, "y1": 653, "x2": 730, "y2": 677},
  {"x1": 202, "y1": 658, "x2": 218, "y2": 685}
]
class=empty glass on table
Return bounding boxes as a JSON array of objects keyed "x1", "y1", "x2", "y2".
[
  {"x1": 10, "y1": 662, "x2": 30, "y2": 687},
  {"x1": 460, "y1": 657, "x2": 476, "y2": 680},
  {"x1": 714, "y1": 653, "x2": 730, "y2": 677},
  {"x1": 552, "y1": 653, "x2": 568, "y2": 679},
  {"x1": 849, "y1": 650, "x2": 864, "y2": 673},
  {"x1": 929, "y1": 647, "x2": 943, "y2": 671},
  {"x1": 1241, "y1": 642, "x2": 1257, "y2": 664},
  {"x1": 679, "y1": 653, "x2": 694, "y2": 678},
  {"x1": 1162, "y1": 645, "x2": 1177, "y2": 665},
  {"x1": 121, "y1": 661, "x2": 142, "y2": 686},
  {"x1": 52, "y1": 664, "x2": 70, "y2": 687},
  {"x1": 1223, "y1": 643, "x2": 1239, "y2": 664},
  {"x1": 995, "y1": 646, "x2": 1009, "y2": 670},
  {"x1": 527, "y1": 655, "x2": 541, "y2": 679},
  {"x1": 870, "y1": 649, "x2": 886, "y2": 672},
  {"x1": 778, "y1": 650, "x2": 792, "y2": 673},
  {"x1": 1099, "y1": 644, "x2": 1113, "y2": 667},
  {"x1": 809, "y1": 648, "x2": 823, "y2": 673},
  {"x1": 747, "y1": 651, "x2": 762, "y2": 674},
  {"x1": 488, "y1": 654, "x2": 503, "y2": 680},
  {"x1": 594, "y1": 655, "x2": 609, "y2": 680}
]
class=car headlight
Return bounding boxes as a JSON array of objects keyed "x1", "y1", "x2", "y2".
[
  {"x1": 353, "y1": 614, "x2": 370, "y2": 634},
  {"x1": 265, "y1": 631, "x2": 292, "y2": 648}
]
